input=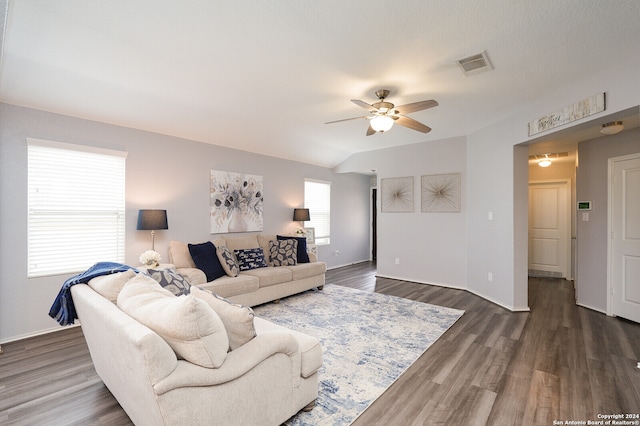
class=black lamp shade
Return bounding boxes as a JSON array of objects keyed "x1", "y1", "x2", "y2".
[
  {"x1": 137, "y1": 209, "x2": 168, "y2": 230},
  {"x1": 293, "y1": 208, "x2": 310, "y2": 221}
]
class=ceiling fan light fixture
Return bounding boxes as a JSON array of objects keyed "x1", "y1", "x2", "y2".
[
  {"x1": 370, "y1": 115, "x2": 394, "y2": 132},
  {"x1": 601, "y1": 121, "x2": 624, "y2": 135}
]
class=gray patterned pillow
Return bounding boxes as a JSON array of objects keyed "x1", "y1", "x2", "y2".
[
  {"x1": 145, "y1": 268, "x2": 191, "y2": 296},
  {"x1": 269, "y1": 239, "x2": 298, "y2": 266},
  {"x1": 234, "y1": 248, "x2": 268, "y2": 271},
  {"x1": 216, "y1": 245, "x2": 239, "y2": 277}
]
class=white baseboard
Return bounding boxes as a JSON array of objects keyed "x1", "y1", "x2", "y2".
[
  {"x1": 0, "y1": 323, "x2": 81, "y2": 345},
  {"x1": 576, "y1": 302, "x2": 607, "y2": 315},
  {"x1": 375, "y1": 273, "x2": 467, "y2": 291},
  {"x1": 375, "y1": 273, "x2": 531, "y2": 313},
  {"x1": 326, "y1": 259, "x2": 371, "y2": 270}
]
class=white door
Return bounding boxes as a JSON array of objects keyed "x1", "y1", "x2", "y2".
[
  {"x1": 610, "y1": 153, "x2": 640, "y2": 323},
  {"x1": 528, "y1": 180, "x2": 570, "y2": 278}
]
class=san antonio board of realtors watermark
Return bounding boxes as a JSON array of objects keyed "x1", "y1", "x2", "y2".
[{"x1": 554, "y1": 413, "x2": 639, "y2": 425}]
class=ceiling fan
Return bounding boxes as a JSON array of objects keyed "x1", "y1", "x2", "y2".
[{"x1": 326, "y1": 89, "x2": 438, "y2": 136}]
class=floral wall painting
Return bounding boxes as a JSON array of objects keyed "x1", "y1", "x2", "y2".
[
  {"x1": 381, "y1": 177, "x2": 414, "y2": 212},
  {"x1": 210, "y1": 170, "x2": 264, "y2": 233},
  {"x1": 421, "y1": 173, "x2": 461, "y2": 213}
]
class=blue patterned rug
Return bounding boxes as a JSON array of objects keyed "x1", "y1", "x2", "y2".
[{"x1": 252, "y1": 284, "x2": 464, "y2": 425}]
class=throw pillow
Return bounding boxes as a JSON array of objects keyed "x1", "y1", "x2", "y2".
[
  {"x1": 117, "y1": 273, "x2": 229, "y2": 368},
  {"x1": 145, "y1": 268, "x2": 191, "y2": 296},
  {"x1": 277, "y1": 235, "x2": 309, "y2": 263},
  {"x1": 216, "y1": 245, "x2": 239, "y2": 277},
  {"x1": 190, "y1": 286, "x2": 256, "y2": 351},
  {"x1": 87, "y1": 269, "x2": 137, "y2": 303},
  {"x1": 269, "y1": 239, "x2": 298, "y2": 266},
  {"x1": 188, "y1": 241, "x2": 226, "y2": 282},
  {"x1": 234, "y1": 248, "x2": 268, "y2": 271}
]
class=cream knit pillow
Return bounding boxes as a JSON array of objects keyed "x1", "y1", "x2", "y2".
[
  {"x1": 87, "y1": 269, "x2": 137, "y2": 303},
  {"x1": 117, "y1": 273, "x2": 229, "y2": 368},
  {"x1": 190, "y1": 286, "x2": 256, "y2": 351}
]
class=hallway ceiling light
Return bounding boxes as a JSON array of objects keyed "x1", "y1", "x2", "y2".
[
  {"x1": 601, "y1": 121, "x2": 624, "y2": 135},
  {"x1": 538, "y1": 155, "x2": 552, "y2": 167}
]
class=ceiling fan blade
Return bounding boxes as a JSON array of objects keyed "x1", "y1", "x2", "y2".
[
  {"x1": 351, "y1": 99, "x2": 379, "y2": 112},
  {"x1": 394, "y1": 115, "x2": 432, "y2": 133},
  {"x1": 366, "y1": 124, "x2": 376, "y2": 136},
  {"x1": 325, "y1": 116, "x2": 368, "y2": 124},
  {"x1": 394, "y1": 100, "x2": 438, "y2": 114}
]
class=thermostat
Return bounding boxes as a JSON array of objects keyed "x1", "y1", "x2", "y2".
[{"x1": 577, "y1": 201, "x2": 592, "y2": 210}]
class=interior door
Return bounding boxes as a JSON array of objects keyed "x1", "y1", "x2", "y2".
[
  {"x1": 528, "y1": 180, "x2": 570, "y2": 278},
  {"x1": 610, "y1": 153, "x2": 640, "y2": 323}
]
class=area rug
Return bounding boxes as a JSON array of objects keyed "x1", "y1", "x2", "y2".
[{"x1": 252, "y1": 284, "x2": 464, "y2": 425}]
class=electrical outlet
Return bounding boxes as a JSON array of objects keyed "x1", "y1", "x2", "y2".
[
  {"x1": 488, "y1": 272, "x2": 493, "y2": 281},
  {"x1": 395, "y1": 258, "x2": 400, "y2": 265},
  {"x1": 334, "y1": 250, "x2": 340, "y2": 256}
]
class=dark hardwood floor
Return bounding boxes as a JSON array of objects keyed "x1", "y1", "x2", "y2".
[{"x1": 1, "y1": 262, "x2": 639, "y2": 425}]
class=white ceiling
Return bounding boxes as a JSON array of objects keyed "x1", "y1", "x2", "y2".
[{"x1": 1, "y1": 0, "x2": 639, "y2": 169}]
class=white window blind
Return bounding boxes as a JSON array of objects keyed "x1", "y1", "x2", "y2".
[
  {"x1": 304, "y1": 179, "x2": 330, "y2": 245},
  {"x1": 27, "y1": 139, "x2": 126, "y2": 277}
]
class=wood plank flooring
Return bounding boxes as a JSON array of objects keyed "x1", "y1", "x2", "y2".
[{"x1": 1, "y1": 262, "x2": 639, "y2": 425}]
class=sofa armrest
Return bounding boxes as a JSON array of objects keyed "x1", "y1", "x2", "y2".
[
  {"x1": 176, "y1": 267, "x2": 207, "y2": 285},
  {"x1": 153, "y1": 330, "x2": 301, "y2": 395}
]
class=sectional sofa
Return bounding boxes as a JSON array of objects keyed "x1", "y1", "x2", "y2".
[
  {"x1": 168, "y1": 234, "x2": 327, "y2": 307},
  {"x1": 71, "y1": 266, "x2": 323, "y2": 425}
]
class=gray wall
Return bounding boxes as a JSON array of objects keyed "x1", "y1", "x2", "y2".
[
  {"x1": 0, "y1": 102, "x2": 371, "y2": 342},
  {"x1": 575, "y1": 128, "x2": 640, "y2": 312}
]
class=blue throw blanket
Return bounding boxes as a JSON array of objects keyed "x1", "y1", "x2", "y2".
[{"x1": 49, "y1": 262, "x2": 137, "y2": 326}]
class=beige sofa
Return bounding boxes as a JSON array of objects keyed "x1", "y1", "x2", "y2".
[
  {"x1": 71, "y1": 270, "x2": 322, "y2": 426},
  {"x1": 169, "y1": 234, "x2": 326, "y2": 307}
]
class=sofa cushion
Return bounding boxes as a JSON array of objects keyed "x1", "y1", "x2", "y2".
[
  {"x1": 241, "y1": 267, "x2": 292, "y2": 288},
  {"x1": 216, "y1": 245, "x2": 239, "y2": 277},
  {"x1": 189, "y1": 242, "x2": 226, "y2": 281},
  {"x1": 254, "y1": 317, "x2": 322, "y2": 378},
  {"x1": 87, "y1": 269, "x2": 137, "y2": 303},
  {"x1": 277, "y1": 235, "x2": 309, "y2": 263},
  {"x1": 257, "y1": 234, "x2": 277, "y2": 264},
  {"x1": 285, "y1": 262, "x2": 327, "y2": 280},
  {"x1": 145, "y1": 268, "x2": 191, "y2": 296},
  {"x1": 197, "y1": 274, "x2": 260, "y2": 298},
  {"x1": 190, "y1": 286, "x2": 256, "y2": 351},
  {"x1": 224, "y1": 235, "x2": 260, "y2": 252},
  {"x1": 234, "y1": 248, "x2": 268, "y2": 271},
  {"x1": 117, "y1": 273, "x2": 229, "y2": 369},
  {"x1": 269, "y1": 239, "x2": 298, "y2": 266},
  {"x1": 168, "y1": 240, "x2": 197, "y2": 269}
]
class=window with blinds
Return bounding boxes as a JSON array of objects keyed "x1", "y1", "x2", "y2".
[
  {"x1": 304, "y1": 179, "x2": 330, "y2": 245},
  {"x1": 27, "y1": 139, "x2": 126, "y2": 277}
]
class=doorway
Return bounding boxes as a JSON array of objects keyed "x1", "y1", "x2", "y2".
[
  {"x1": 528, "y1": 180, "x2": 571, "y2": 279},
  {"x1": 609, "y1": 153, "x2": 640, "y2": 323},
  {"x1": 371, "y1": 187, "x2": 377, "y2": 261}
]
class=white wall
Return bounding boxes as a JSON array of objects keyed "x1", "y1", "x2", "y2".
[
  {"x1": 337, "y1": 136, "x2": 468, "y2": 288},
  {"x1": 0, "y1": 103, "x2": 371, "y2": 342},
  {"x1": 575, "y1": 128, "x2": 640, "y2": 313},
  {"x1": 466, "y1": 54, "x2": 640, "y2": 311}
]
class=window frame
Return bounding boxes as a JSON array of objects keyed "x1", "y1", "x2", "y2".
[
  {"x1": 27, "y1": 138, "x2": 127, "y2": 278},
  {"x1": 304, "y1": 178, "x2": 331, "y2": 245}
]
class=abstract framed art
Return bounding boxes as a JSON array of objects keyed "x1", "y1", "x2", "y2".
[
  {"x1": 421, "y1": 173, "x2": 461, "y2": 213},
  {"x1": 381, "y1": 176, "x2": 414, "y2": 212}
]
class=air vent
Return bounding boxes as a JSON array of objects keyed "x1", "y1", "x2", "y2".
[{"x1": 456, "y1": 51, "x2": 493, "y2": 76}]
